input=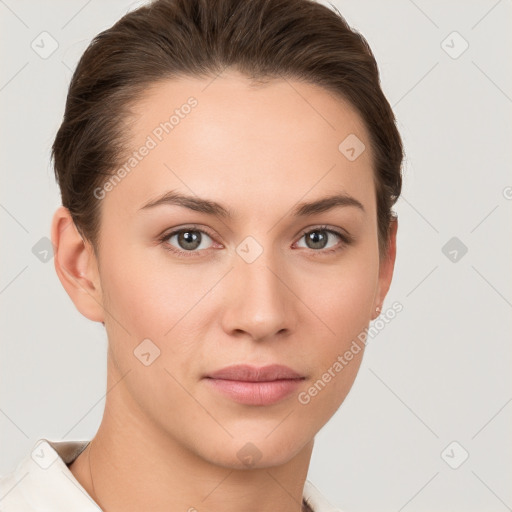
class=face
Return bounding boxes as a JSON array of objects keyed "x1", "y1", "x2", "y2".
[{"x1": 58, "y1": 70, "x2": 396, "y2": 468}]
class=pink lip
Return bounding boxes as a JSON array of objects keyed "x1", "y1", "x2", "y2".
[
  {"x1": 205, "y1": 364, "x2": 303, "y2": 381},
  {"x1": 203, "y1": 364, "x2": 305, "y2": 406}
]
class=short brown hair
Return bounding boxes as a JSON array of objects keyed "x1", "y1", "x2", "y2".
[{"x1": 52, "y1": 0, "x2": 403, "y2": 258}]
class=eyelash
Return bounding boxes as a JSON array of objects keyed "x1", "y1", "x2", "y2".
[{"x1": 157, "y1": 224, "x2": 354, "y2": 258}]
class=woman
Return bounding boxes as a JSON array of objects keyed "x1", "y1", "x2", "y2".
[{"x1": 0, "y1": 0, "x2": 402, "y2": 510}]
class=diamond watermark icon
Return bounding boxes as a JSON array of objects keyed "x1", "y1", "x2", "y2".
[
  {"x1": 441, "y1": 441, "x2": 469, "y2": 469},
  {"x1": 134, "y1": 338, "x2": 161, "y2": 366},
  {"x1": 441, "y1": 31, "x2": 469, "y2": 60},
  {"x1": 442, "y1": 236, "x2": 468, "y2": 263},
  {"x1": 32, "y1": 236, "x2": 55, "y2": 263},
  {"x1": 31, "y1": 440, "x2": 59, "y2": 469},
  {"x1": 237, "y1": 442, "x2": 263, "y2": 468},
  {"x1": 236, "y1": 236, "x2": 263, "y2": 264},
  {"x1": 338, "y1": 133, "x2": 366, "y2": 161},
  {"x1": 31, "y1": 31, "x2": 59, "y2": 59}
]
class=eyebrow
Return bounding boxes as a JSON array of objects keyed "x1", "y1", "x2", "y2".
[{"x1": 139, "y1": 190, "x2": 365, "y2": 218}]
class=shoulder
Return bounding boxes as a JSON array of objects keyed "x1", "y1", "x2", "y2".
[
  {"x1": 0, "y1": 438, "x2": 98, "y2": 512},
  {"x1": 0, "y1": 444, "x2": 37, "y2": 511},
  {"x1": 303, "y1": 479, "x2": 347, "y2": 512}
]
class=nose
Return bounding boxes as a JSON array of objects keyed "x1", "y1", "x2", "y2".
[{"x1": 220, "y1": 250, "x2": 298, "y2": 342}]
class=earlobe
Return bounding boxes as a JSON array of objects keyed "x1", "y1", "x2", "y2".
[{"x1": 51, "y1": 206, "x2": 105, "y2": 323}]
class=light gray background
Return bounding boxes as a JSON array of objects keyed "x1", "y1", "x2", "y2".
[{"x1": 1, "y1": 1, "x2": 511, "y2": 511}]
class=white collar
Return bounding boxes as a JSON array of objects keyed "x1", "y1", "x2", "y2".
[{"x1": 0, "y1": 438, "x2": 344, "y2": 512}]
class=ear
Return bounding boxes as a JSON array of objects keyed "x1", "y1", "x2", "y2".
[
  {"x1": 51, "y1": 206, "x2": 105, "y2": 323},
  {"x1": 372, "y1": 216, "x2": 398, "y2": 320}
]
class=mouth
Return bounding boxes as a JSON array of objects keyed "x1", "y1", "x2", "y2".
[
  {"x1": 203, "y1": 364, "x2": 305, "y2": 405},
  {"x1": 204, "y1": 363, "x2": 304, "y2": 382}
]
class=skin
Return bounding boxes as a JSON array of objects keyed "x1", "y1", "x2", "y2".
[{"x1": 51, "y1": 70, "x2": 397, "y2": 512}]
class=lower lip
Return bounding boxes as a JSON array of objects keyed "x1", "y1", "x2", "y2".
[{"x1": 204, "y1": 378, "x2": 304, "y2": 405}]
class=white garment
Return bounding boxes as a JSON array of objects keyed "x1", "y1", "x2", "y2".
[{"x1": 0, "y1": 439, "x2": 344, "y2": 512}]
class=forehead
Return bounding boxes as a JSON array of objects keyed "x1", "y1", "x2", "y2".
[
  {"x1": 130, "y1": 70, "x2": 371, "y2": 149},
  {"x1": 104, "y1": 71, "x2": 376, "y2": 222}
]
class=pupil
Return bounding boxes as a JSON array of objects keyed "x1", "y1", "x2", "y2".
[
  {"x1": 307, "y1": 230, "x2": 327, "y2": 249},
  {"x1": 179, "y1": 230, "x2": 200, "y2": 250}
]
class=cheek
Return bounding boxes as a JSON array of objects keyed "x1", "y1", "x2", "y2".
[
  {"x1": 103, "y1": 270, "x2": 168, "y2": 333},
  {"x1": 99, "y1": 245, "x2": 190, "y2": 334},
  {"x1": 310, "y1": 251, "x2": 379, "y2": 342},
  {"x1": 99, "y1": 246, "x2": 220, "y2": 377},
  {"x1": 299, "y1": 248, "x2": 378, "y2": 404},
  {"x1": 98, "y1": 252, "x2": 202, "y2": 414}
]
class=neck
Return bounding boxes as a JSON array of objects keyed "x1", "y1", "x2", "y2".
[{"x1": 69, "y1": 358, "x2": 315, "y2": 512}]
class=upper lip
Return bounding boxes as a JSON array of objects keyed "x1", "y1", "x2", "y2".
[{"x1": 205, "y1": 364, "x2": 304, "y2": 382}]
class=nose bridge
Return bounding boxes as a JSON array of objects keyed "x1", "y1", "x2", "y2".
[
  {"x1": 240, "y1": 253, "x2": 284, "y2": 306},
  {"x1": 223, "y1": 239, "x2": 295, "y2": 339}
]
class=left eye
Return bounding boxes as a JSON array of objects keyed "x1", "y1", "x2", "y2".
[{"x1": 162, "y1": 228, "x2": 214, "y2": 253}]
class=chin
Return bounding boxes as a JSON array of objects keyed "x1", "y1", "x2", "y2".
[{"x1": 192, "y1": 430, "x2": 313, "y2": 470}]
